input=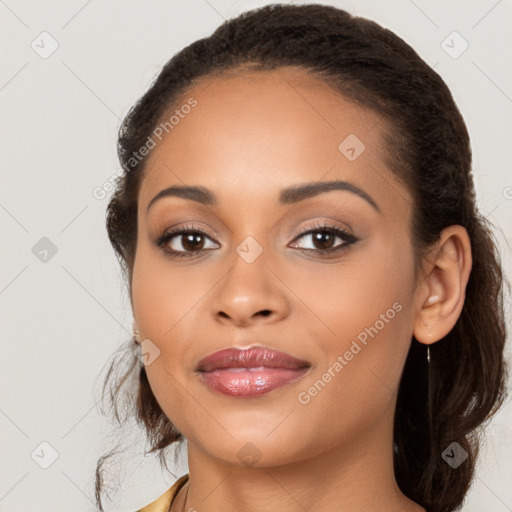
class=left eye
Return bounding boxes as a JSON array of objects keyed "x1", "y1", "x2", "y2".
[{"x1": 290, "y1": 227, "x2": 357, "y2": 253}]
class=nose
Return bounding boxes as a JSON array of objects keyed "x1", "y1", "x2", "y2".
[{"x1": 211, "y1": 248, "x2": 290, "y2": 327}]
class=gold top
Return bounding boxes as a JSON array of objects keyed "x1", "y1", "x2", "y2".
[{"x1": 136, "y1": 474, "x2": 189, "y2": 512}]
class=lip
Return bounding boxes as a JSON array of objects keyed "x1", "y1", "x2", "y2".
[{"x1": 196, "y1": 346, "x2": 311, "y2": 398}]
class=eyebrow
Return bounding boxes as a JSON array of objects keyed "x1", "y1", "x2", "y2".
[{"x1": 146, "y1": 180, "x2": 380, "y2": 213}]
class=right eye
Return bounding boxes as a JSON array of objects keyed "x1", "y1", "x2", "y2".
[{"x1": 154, "y1": 225, "x2": 220, "y2": 259}]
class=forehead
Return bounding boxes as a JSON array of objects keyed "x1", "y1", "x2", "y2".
[{"x1": 138, "y1": 67, "x2": 409, "y2": 217}]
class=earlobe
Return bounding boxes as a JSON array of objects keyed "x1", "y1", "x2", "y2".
[{"x1": 413, "y1": 225, "x2": 472, "y2": 345}]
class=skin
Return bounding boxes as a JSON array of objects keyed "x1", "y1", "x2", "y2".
[{"x1": 131, "y1": 67, "x2": 472, "y2": 512}]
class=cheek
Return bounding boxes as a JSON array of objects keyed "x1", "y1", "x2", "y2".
[
  {"x1": 131, "y1": 243, "x2": 218, "y2": 409},
  {"x1": 131, "y1": 242, "x2": 209, "y2": 340},
  {"x1": 287, "y1": 232, "x2": 415, "y2": 343},
  {"x1": 292, "y1": 238, "x2": 416, "y2": 411},
  {"x1": 131, "y1": 250, "x2": 206, "y2": 433}
]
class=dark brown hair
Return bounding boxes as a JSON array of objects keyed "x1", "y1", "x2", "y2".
[{"x1": 95, "y1": 4, "x2": 509, "y2": 511}]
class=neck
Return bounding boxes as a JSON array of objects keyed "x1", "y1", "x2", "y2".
[{"x1": 173, "y1": 408, "x2": 425, "y2": 512}]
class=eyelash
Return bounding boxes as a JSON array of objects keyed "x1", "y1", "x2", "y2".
[{"x1": 153, "y1": 222, "x2": 359, "y2": 260}]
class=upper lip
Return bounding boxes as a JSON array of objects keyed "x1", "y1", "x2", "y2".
[{"x1": 196, "y1": 346, "x2": 311, "y2": 372}]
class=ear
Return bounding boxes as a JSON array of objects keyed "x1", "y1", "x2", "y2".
[{"x1": 413, "y1": 225, "x2": 472, "y2": 344}]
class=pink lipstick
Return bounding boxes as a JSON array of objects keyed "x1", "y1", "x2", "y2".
[{"x1": 196, "y1": 347, "x2": 311, "y2": 397}]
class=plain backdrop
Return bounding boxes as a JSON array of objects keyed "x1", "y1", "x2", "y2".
[{"x1": 1, "y1": 0, "x2": 511, "y2": 510}]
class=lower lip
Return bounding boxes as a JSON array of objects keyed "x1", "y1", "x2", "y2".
[{"x1": 199, "y1": 366, "x2": 309, "y2": 397}]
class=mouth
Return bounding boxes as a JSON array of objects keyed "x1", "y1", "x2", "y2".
[{"x1": 196, "y1": 346, "x2": 311, "y2": 398}]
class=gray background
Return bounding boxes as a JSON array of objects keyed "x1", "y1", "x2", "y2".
[{"x1": 1, "y1": 0, "x2": 511, "y2": 510}]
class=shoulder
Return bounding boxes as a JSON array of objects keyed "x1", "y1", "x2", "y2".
[{"x1": 135, "y1": 474, "x2": 189, "y2": 512}]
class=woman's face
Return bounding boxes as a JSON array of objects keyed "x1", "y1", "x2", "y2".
[{"x1": 131, "y1": 68, "x2": 420, "y2": 467}]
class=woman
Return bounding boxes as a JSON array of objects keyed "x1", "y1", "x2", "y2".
[{"x1": 95, "y1": 4, "x2": 508, "y2": 512}]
